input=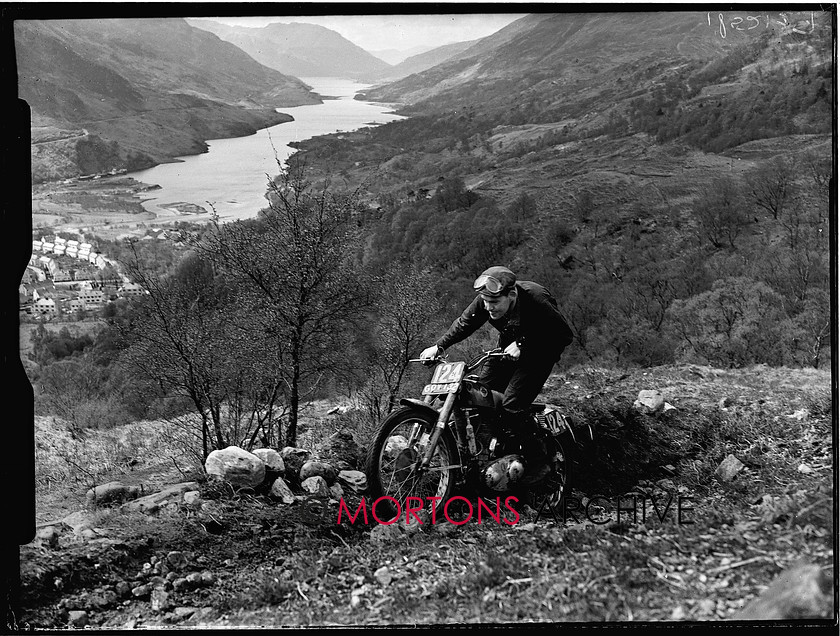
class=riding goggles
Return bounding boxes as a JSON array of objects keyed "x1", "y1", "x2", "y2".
[{"x1": 473, "y1": 274, "x2": 509, "y2": 295}]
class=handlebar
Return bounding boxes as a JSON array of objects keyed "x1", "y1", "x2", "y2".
[{"x1": 409, "y1": 348, "x2": 508, "y2": 369}]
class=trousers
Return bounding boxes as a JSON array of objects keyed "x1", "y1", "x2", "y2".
[{"x1": 477, "y1": 354, "x2": 556, "y2": 433}]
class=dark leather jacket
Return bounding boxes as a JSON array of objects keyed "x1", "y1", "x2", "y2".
[{"x1": 435, "y1": 281, "x2": 573, "y2": 362}]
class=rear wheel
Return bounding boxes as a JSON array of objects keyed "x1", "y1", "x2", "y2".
[
  {"x1": 523, "y1": 434, "x2": 573, "y2": 516},
  {"x1": 365, "y1": 407, "x2": 459, "y2": 522}
]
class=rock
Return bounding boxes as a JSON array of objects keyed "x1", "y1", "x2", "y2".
[
  {"x1": 299, "y1": 460, "x2": 338, "y2": 485},
  {"x1": 151, "y1": 588, "x2": 171, "y2": 612},
  {"x1": 115, "y1": 581, "x2": 131, "y2": 598},
  {"x1": 86, "y1": 481, "x2": 144, "y2": 507},
  {"x1": 329, "y1": 483, "x2": 344, "y2": 501},
  {"x1": 132, "y1": 583, "x2": 153, "y2": 598},
  {"x1": 662, "y1": 402, "x2": 677, "y2": 414},
  {"x1": 315, "y1": 430, "x2": 364, "y2": 470},
  {"x1": 205, "y1": 446, "x2": 266, "y2": 488},
  {"x1": 62, "y1": 511, "x2": 96, "y2": 535},
  {"x1": 183, "y1": 491, "x2": 201, "y2": 505},
  {"x1": 166, "y1": 551, "x2": 187, "y2": 570},
  {"x1": 67, "y1": 610, "x2": 88, "y2": 627},
  {"x1": 798, "y1": 464, "x2": 813, "y2": 474},
  {"x1": 281, "y1": 447, "x2": 310, "y2": 479},
  {"x1": 268, "y1": 477, "x2": 296, "y2": 504},
  {"x1": 369, "y1": 523, "x2": 403, "y2": 544},
  {"x1": 122, "y1": 482, "x2": 201, "y2": 515},
  {"x1": 172, "y1": 607, "x2": 197, "y2": 620},
  {"x1": 714, "y1": 454, "x2": 745, "y2": 482},
  {"x1": 301, "y1": 476, "x2": 330, "y2": 497},
  {"x1": 383, "y1": 435, "x2": 409, "y2": 458},
  {"x1": 374, "y1": 566, "x2": 392, "y2": 585},
  {"x1": 735, "y1": 562, "x2": 832, "y2": 620},
  {"x1": 787, "y1": 409, "x2": 809, "y2": 421},
  {"x1": 404, "y1": 510, "x2": 431, "y2": 536},
  {"x1": 337, "y1": 470, "x2": 368, "y2": 494},
  {"x1": 35, "y1": 525, "x2": 60, "y2": 549},
  {"x1": 252, "y1": 448, "x2": 285, "y2": 474},
  {"x1": 633, "y1": 390, "x2": 664, "y2": 414}
]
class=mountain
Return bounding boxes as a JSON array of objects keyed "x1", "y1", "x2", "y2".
[
  {"x1": 15, "y1": 18, "x2": 320, "y2": 182},
  {"x1": 187, "y1": 19, "x2": 392, "y2": 82},
  {"x1": 368, "y1": 40, "x2": 480, "y2": 83},
  {"x1": 368, "y1": 45, "x2": 437, "y2": 65},
  {"x1": 358, "y1": 10, "x2": 831, "y2": 126}
]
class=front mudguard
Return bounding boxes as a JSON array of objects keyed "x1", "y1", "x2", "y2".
[{"x1": 399, "y1": 398, "x2": 440, "y2": 422}]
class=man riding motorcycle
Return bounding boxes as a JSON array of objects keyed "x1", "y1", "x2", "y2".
[{"x1": 419, "y1": 265, "x2": 574, "y2": 482}]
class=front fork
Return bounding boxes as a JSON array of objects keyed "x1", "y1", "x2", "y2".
[{"x1": 420, "y1": 392, "x2": 457, "y2": 469}]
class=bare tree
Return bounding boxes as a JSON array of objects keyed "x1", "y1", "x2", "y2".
[
  {"x1": 191, "y1": 161, "x2": 368, "y2": 446},
  {"x1": 693, "y1": 176, "x2": 748, "y2": 249},
  {"x1": 745, "y1": 156, "x2": 796, "y2": 220}
]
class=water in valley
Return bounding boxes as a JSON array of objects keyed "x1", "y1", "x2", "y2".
[{"x1": 127, "y1": 78, "x2": 404, "y2": 224}]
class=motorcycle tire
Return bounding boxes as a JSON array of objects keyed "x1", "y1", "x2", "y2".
[
  {"x1": 364, "y1": 406, "x2": 458, "y2": 523},
  {"x1": 520, "y1": 433, "x2": 574, "y2": 516}
]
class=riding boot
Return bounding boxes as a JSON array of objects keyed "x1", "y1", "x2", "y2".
[{"x1": 499, "y1": 410, "x2": 551, "y2": 480}]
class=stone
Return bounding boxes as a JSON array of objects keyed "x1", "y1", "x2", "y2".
[
  {"x1": 35, "y1": 525, "x2": 60, "y2": 549},
  {"x1": 166, "y1": 551, "x2": 187, "y2": 570},
  {"x1": 369, "y1": 523, "x2": 403, "y2": 544},
  {"x1": 121, "y1": 482, "x2": 201, "y2": 515},
  {"x1": 62, "y1": 511, "x2": 96, "y2": 535},
  {"x1": 735, "y1": 563, "x2": 832, "y2": 620},
  {"x1": 151, "y1": 588, "x2": 171, "y2": 612},
  {"x1": 338, "y1": 470, "x2": 368, "y2": 494},
  {"x1": 374, "y1": 566, "x2": 392, "y2": 585},
  {"x1": 67, "y1": 610, "x2": 88, "y2": 627},
  {"x1": 281, "y1": 447, "x2": 310, "y2": 480},
  {"x1": 714, "y1": 454, "x2": 745, "y2": 482},
  {"x1": 205, "y1": 446, "x2": 266, "y2": 488},
  {"x1": 329, "y1": 483, "x2": 344, "y2": 500},
  {"x1": 301, "y1": 476, "x2": 330, "y2": 497},
  {"x1": 383, "y1": 435, "x2": 409, "y2": 459},
  {"x1": 269, "y1": 477, "x2": 296, "y2": 504},
  {"x1": 183, "y1": 491, "x2": 201, "y2": 505},
  {"x1": 252, "y1": 448, "x2": 286, "y2": 474},
  {"x1": 314, "y1": 430, "x2": 364, "y2": 470},
  {"x1": 633, "y1": 390, "x2": 664, "y2": 414},
  {"x1": 299, "y1": 460, "x2": 338, "y2": 485},
  {"x1": 86, "y1": 481, "x2": 144, "y2": 507},
  {"x1": 797, "y1": 464, "x2": 813, "y2": 474}
]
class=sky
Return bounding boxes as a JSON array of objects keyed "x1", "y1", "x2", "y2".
[{"x1": 202, "y1": 13, "x2": 527, "y2": 53}]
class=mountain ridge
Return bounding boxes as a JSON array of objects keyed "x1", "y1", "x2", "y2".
[{"x1": 15, "y1": 18, "x2": 320, "y2": 181}]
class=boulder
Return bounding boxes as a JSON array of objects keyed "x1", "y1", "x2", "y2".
[
  {"x1": 384, "y1": 435, "x2": 409, "y2": 459},
  {"x1": 633, "y1": 390, "x2": 664, "y2": 414},
  {"x1": 268, "y1": 477, "x2": 296, "y2": 504},
  {"x1": 337, "y1": 470, "x2": 368, "y2": 494},
  {"x1": 251, "y1": 448, "x2": 285, "y2": 474},
  {"x1": 735, "y1": 562, "x2": 832, "y2": 620},
  {"x1": 299, "y1": 460, "x2": 338, "y2": 485},
  {"x1": 301, "y1": 476, "x2": 329, "y2": 498},
  {"x1": 85, "y1": 481, "x2": 144, "y2": 507},
  {"x1": 280, "y1": 447, "x2": 310, "y2": 479},
  {"x1": 205, "y1": 446, "x2": 265, "y2": 488},
  {"x1": 329, "y1": 483, "x2": 344, "y2": 501}
]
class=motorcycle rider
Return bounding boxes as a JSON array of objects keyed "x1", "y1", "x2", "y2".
[{"x1": 420, "y1": 265, "x2": 574, "y2": 481}]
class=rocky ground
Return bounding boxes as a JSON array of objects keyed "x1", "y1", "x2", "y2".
[{"x1": 16, "y1": 364, "x2": 836, "y2": 628}]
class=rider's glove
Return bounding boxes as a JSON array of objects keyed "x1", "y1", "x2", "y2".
[
  {"x1": 503, "y1": 341, "x2": 521, "y2": 360},
  {"x1": 420, "y1": 345, "x2": 442, "y2": 360}
]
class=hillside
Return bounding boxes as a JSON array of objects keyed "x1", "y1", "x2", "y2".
[
  {"x1": 20, "y1": 364, "x2": 834, "y2": 627},
  {"x1": 14, "y1": 18, "x2": 320, "y2": 182},
  {"x1": 187, "y1": 19, "x2": 392, "y2": 82},
  {"x1": 367, "y1": 40, "x2": 480, "y2": 83}
]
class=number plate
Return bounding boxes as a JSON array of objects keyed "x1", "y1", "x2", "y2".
[
  {"x1": 421, "y1": 361, "x2": 466, "y2": 395},
  {"x1": 422, "y1": 382, "x2": 460, "y2": 395}
]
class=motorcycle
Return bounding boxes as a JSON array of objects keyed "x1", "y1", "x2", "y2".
[{"x1": 364, "y1": 349, "x2": 592, "y2": 522}]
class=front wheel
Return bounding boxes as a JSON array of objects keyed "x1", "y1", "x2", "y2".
[{"x1": 365, "y1": 407, "x2": 459, "y2": 522}]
